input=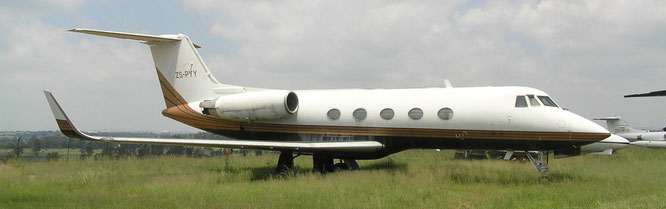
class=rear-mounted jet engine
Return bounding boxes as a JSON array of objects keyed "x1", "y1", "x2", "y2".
[{"x1": 200, "y1": 90, "x2": 299, "y2": 121}]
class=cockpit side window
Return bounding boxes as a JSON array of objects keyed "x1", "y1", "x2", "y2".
[
  {"x1": 515, "y1": 96, "x2": 528, "y2": 107},
  {"x1": 527, "y1": 95, "x2": 540, "y2": 106},
  {"x1": 537, "y1": 96, "x2": 559, "y2": 107}
]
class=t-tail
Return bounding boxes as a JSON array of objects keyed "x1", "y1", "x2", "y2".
[
  {"x1": 68, "y1": 29, "x2": 297, "y2": 131},
  {"x1": 593, "y1": 116, "x2": 643, "y2": 134},
  {"x1": 69, "y1": 29, "x2": 244, "y2": 108}
]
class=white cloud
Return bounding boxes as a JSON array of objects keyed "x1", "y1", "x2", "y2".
[
  {"x1": 184, "y1": 0, "x2": 666, "y2": 128},
  {"x1": 0, "y1": 3, "x2": 193, "y2": 132},
  {"x1": 1, "y1": 0, "x2": 665, "y2": 131},
  {"x1": 39, "y1": 0, "x2": 85, "y2": 11}
]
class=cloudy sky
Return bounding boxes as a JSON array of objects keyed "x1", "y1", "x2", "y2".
[{"x1": 1, "y1": 0, "x2": 665, "y2": 132}]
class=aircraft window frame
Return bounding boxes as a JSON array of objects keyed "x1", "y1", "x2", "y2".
[
  {"x1": 437, "y1": 108, "x2": 454, "y2": 120},
  {"x1": 515, "y1": 96, "x2": 528, "y2": 108},
  {"x1": 537, "y1": 96, "x2": 559, "y2": 107},
  {"x1": 380, "y1": 108, "x2": 395, "y2": 120},
  {"x1": 353, "y1": 108, "x2": 367, "y2": 121},
  {"x1": 327, "y1": 109, "x2": 341, "y2": 120},
  {"x1": 408, "y1": 108, "x2": 423, "y2": 120},
  {"x1": 527, "y1": 95, "x2": 540, "y2": 106}
]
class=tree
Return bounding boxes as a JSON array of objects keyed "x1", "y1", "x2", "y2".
[
  {"x1": 151, "y1": 145, "x2": 165, "y2": 156},
  {"x1": 137, "y1": 144, "x2": 151, "y2": 157},
  {"x1": 101, "y1": 143, "x2": 117, "y2": 158},
  {"x1": 30, "y1": 136, "x2": 42, "y2": 157},
  {"x1": 0, "y1": 141, "x2": 12, "y2": 149},
  {"x1": 185, "y1": 147, "x2": 204, "y2": 158},
  {"x1": 14, "y1": 137, "x2": 23, "y2": 158},
  {"x1": 166, "y1": 146, "x2": 185, "y2": 155},
  {"x1": 80, "y1": 142, "x2": 93, "y2": 159},
  {"x1": 117, "y1": 144, "x2": 136, "y2": 157},
  {"x1": 84, "y1": 142, "x2": 94, "y2": 156},
  {"x1": 46, "y1": 151, "x2": 60, "y2": 161}
]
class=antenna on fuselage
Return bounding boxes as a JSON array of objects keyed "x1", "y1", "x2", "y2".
[{"x1": 444, "y1": 79, "x2": 453, "y2": 88}]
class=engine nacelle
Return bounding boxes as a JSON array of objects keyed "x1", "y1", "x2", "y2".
[
  {"x1": 200, "y1": 90, "x2": 299, "y2": 121},
  {"x1": 631, "y1": 141, "x2": 666, "y2": 148},
  {"x1": 618, "y1": 132, "x2": 666, "y2": 141}
]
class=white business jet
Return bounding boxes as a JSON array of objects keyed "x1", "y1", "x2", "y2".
[
  {"x1": 44, "y1": 29, "x2": 611, "y2": 174},
  {"x1": 596, "y1": 116, "x2": 666, "y2": 148}
]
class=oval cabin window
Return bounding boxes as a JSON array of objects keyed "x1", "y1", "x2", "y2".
[
  {"x1": 380, "y1": 108, "x2": 394, "y2": 120},
  {"x1": 408, "y1": 108, "x2": 423, "y2": 120},
  {"x1": 353, "y1": 108, "x2": 367, "y2": 120},
  {"x1": 438, "y1": 108, "x2": 453, "y2": 120},
  {"x1": 327, "y1": 109, "x2": 341, "y2": 120}
]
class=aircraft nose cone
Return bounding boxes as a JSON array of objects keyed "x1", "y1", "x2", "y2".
[{"x1": 564, "y1": 111, "x2": 610, "y2": 141}]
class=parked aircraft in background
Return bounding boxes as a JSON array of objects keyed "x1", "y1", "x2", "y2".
[
  {"x1": 595, "y1": 117, "x2": 666, "y2": 148},
  {"x1": 45, "y1": 29, "x2": 611, "y2": 176}
]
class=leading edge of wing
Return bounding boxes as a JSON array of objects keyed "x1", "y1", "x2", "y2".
[{"x1": 43, "y1": 90, "x2": 384, "y2": 152}]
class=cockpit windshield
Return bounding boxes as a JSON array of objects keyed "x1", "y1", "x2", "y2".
[
  {"x1": 515, "y1": 96, "x2": 528, "y2": 107},
  {"x1": 537, "y1": 96, "x2": 559, "y2": 107},
  {"x1": 515, "y1": 95, "x2": 560, "y2": 108},
  {"x1": 527, "y1": 95, "x2": 540, "y2": 106}
]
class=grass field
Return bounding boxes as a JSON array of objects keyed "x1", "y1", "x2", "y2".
[{"x1": 1, "y1": 147, "x2": 666, "y2": 209}]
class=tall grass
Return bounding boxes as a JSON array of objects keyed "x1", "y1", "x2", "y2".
[{"x1": 1, "y1": 147, "x2": 665, "y2": 209}]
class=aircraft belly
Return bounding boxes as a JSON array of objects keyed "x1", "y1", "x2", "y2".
[{"x1": 204, "y1": 129, "x2": 598, "y2": 152}]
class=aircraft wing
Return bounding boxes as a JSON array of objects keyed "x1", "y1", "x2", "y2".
[
  {"x1": 624, "y1": 90, "x2": 666, "y2": 98},
  {"x1": 43, "y1": 90, "x2": 384, "y2": 152}
]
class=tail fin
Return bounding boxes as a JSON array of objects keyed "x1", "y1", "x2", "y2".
[
  {"x1": 70, "y1": 29, "x2": 239, "y2": 108},
  {"x1": 594, "y1": 116, "x2": 640, "y2": 134}
]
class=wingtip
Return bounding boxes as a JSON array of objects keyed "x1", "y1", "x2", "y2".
[
  {"x1": 44, "y1": 90, "x2": 67, "y2": 121},
  {"x1": 43, "y1": 91, "x2": 93, "y2": 140}
]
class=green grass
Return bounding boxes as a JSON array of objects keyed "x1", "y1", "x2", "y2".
[{"x1": 1, "y1": 147, "x2": 666, "y2": 209}]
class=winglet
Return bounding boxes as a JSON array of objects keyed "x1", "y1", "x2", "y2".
[{"x1": 43, "y1": 90, "x2": 96, "y2": 141}]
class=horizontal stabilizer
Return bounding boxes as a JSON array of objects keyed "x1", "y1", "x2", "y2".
[
  {"x1": 69, "y1": 28, "x2": 180, "y2": 42},
  {"x1": 593, "y1": 117, "x2": 621, "y2": 121},
  {"x1": 43, "y1": 90, "x2": 384, "y2": 152}
]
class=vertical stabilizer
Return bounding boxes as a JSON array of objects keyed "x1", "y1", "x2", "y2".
[
  {"x1": 594, "y1": 116, "x2": 636, "y2": 134},
  {"x1": 148, "y1": 35, "x2": 225, "y2": 107}
]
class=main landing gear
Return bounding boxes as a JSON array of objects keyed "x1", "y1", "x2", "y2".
[
  {"x1": 525, "y1": 151, "x2": 550, "y2": 181},
  {"x1": 313, "y1": 153, "x2": 359, "y2": 173},
  {"x1": 275, "y1": 151, "x2": 296, "y2": 174},
  {"x1": 274, "y1": 151, "x2": 360, "y2": 174}
]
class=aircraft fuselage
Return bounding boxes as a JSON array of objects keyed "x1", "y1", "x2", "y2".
[{"x1": 161, "y1": 86, "x2": 609, "y2": 159}]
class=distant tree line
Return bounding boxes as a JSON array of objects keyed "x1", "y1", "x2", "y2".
[{"x1": 2, "y1": 131, "x2": 270, "y2": 161}]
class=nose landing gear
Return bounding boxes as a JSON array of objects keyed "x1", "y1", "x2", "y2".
[{"x1": 525, "y1": 151, "x2": 550, "y2": 181}]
